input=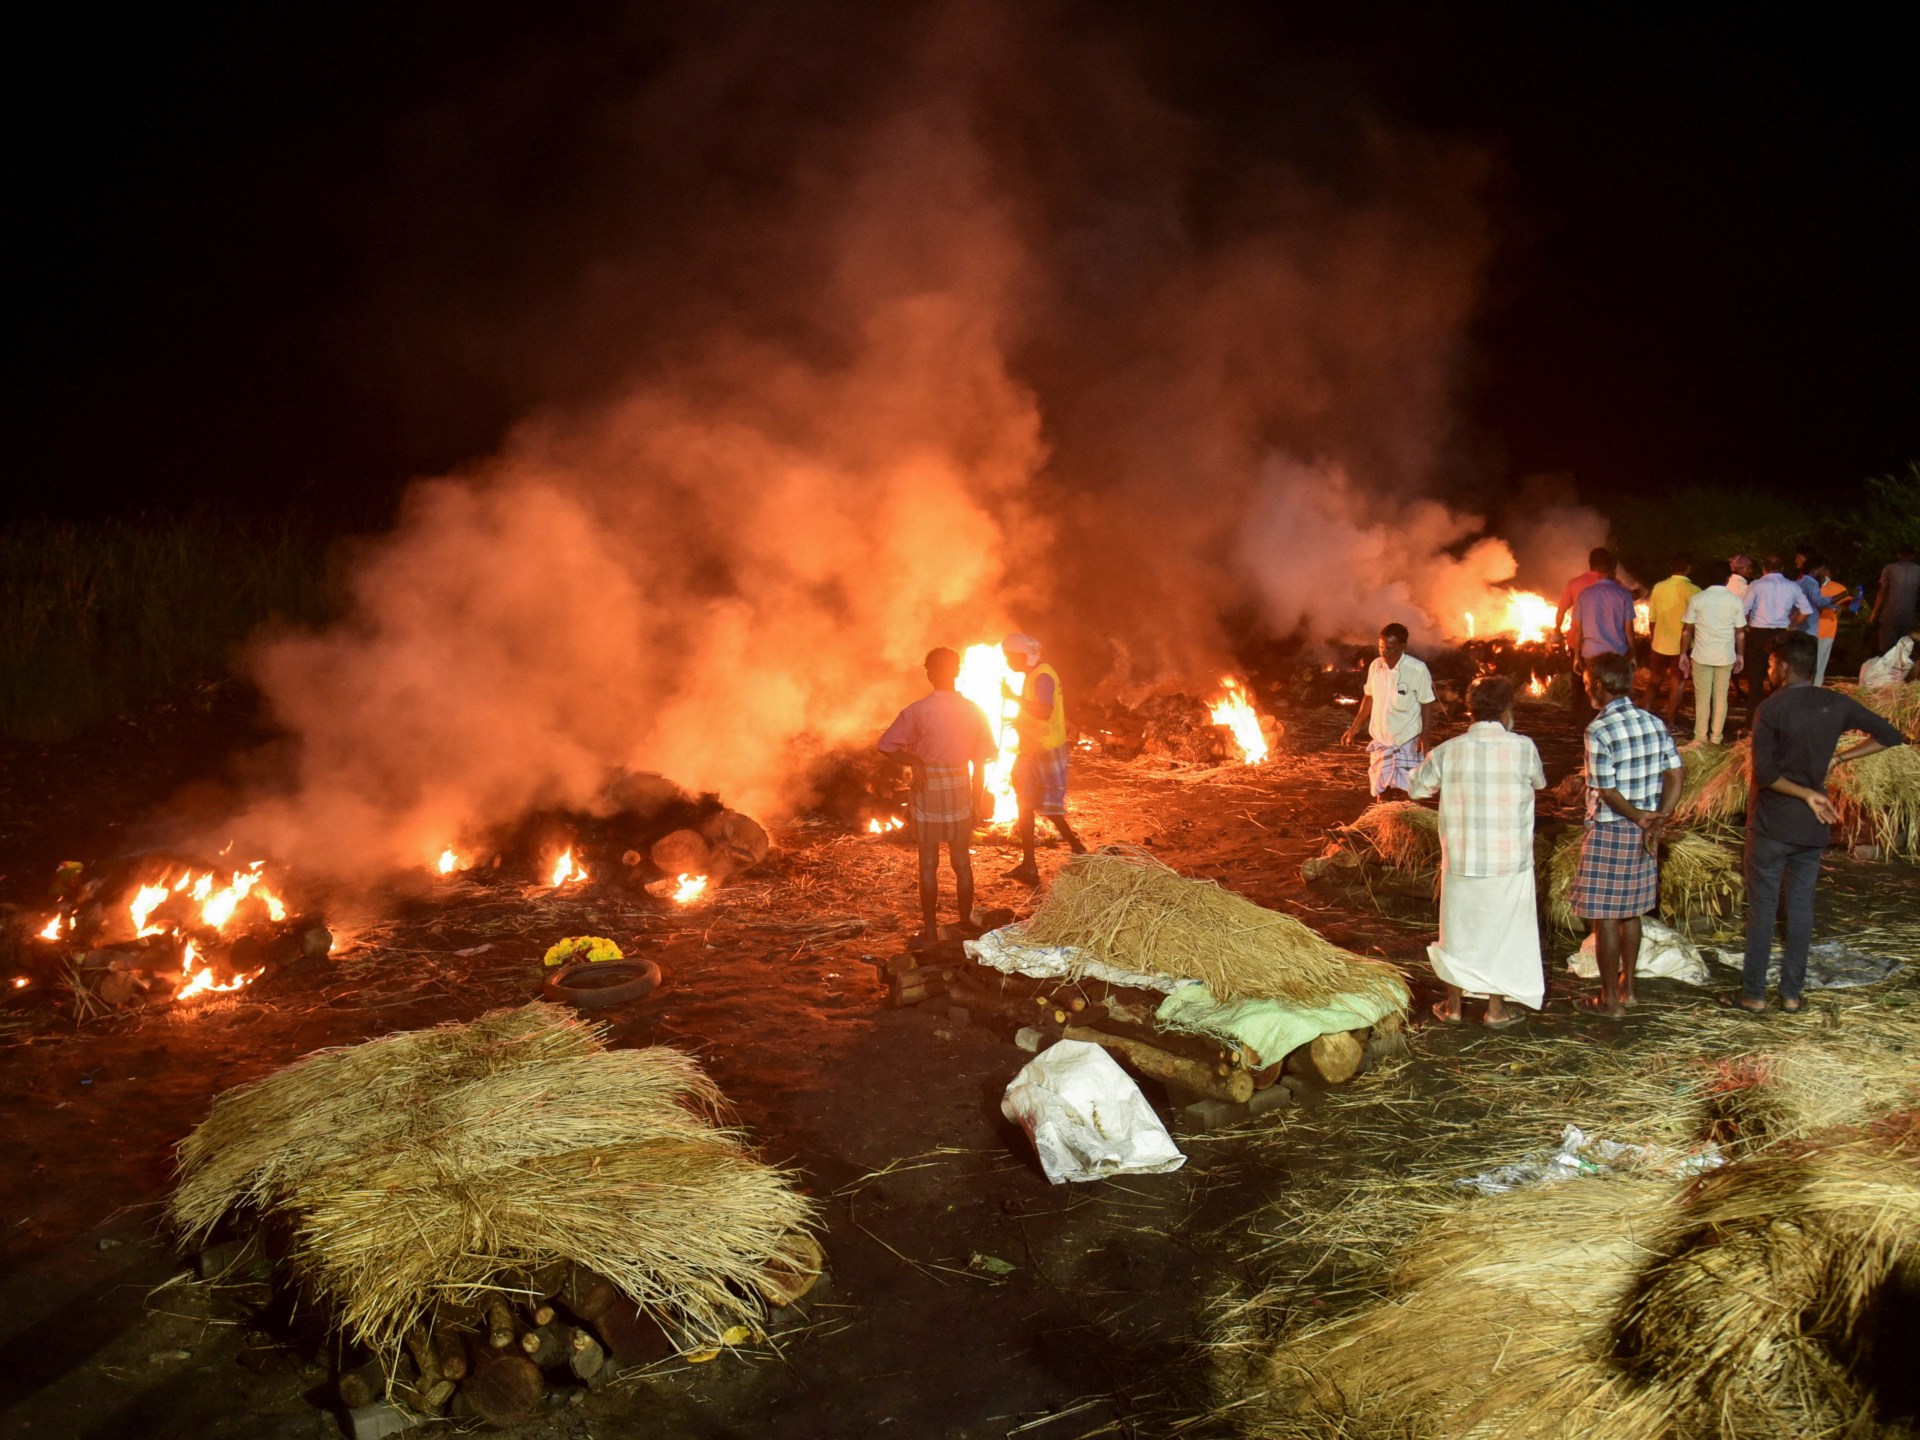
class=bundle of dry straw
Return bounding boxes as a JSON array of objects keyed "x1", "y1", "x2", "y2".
[
  {"x1": 1675, "y1": 739, "x2": 1749, "y2": 826},
  {"x1": 1833, "y1": 679, "x2": 1920, "y2": 738},
  {"x1": 1022, "y1": 850, "x2": 1409, "y2": 1009},
  {"x1": 1829, "y1": 738, "x2": 1920, "y2": 862},
  {"x1": 1344, "y1": 801, "x2": 1442, "y2": 876},
  {"x1": 170, "y1": 1004, "x2": 814, "y2": 1355},
  {"x1": 1542, "y1": 826, "x2": 1743, "y2": 934}
]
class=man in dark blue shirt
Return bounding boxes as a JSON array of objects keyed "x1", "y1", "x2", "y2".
[{"x1": 1728, "y1": 633, "x2": 1906, "y2": 1013}]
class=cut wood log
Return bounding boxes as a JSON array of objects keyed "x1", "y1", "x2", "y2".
[
  {"x1": 337, "y1": 1353, "x2": 404, "y2": 1410},
  {"x1": 649, "y1": 829, "x2": 711, "y2": 876},
  {"x1": 396, "y1": 1375, "x2": 454, "y2": 1416},
  {"x1": 752, "y1": 1232, "x2": 825, "y2": 1308},
  {"x1": 429, "y1": 1326, "x2": 467, "y2": 1381},
  {"x1": 519, "y1": 1321, "x2": 565, "y2": 1368},
  {"x1": 484, "y1": 1295, "x2": 518, "y2": 1349},
  {"x1": 457, "y1": 1353, "x2": 545, "y2": 1426},
  {"x1": 1062, "y1": 1024, "x2": 1254, "y2": 1105},
  {"x1": 558, "y1": 1265, "x2": 618, "y2": 1323},
  {"x1": 591, "y1": 1301, "x2": 678, "y2": 1367},
  {"x1": 404, "y1": 1324, "x2": 439, "y2": 1383},
  {"x1": 1283, "y1": 1028, "x2": 1367, "y2": 1086},
  {"x1": 891, "y1": 979, "x2": 947, "y2": 1008},
  {"x1": 567, "y1": 1326, "x2": 608, "y2": 1381},
  {"x1": 708, "y1": 810, "x2": 771, "y2": 866}
]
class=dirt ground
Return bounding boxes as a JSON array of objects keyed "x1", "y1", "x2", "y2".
[{"x1": 1, "y1": 685, "x2": 1913, "y2": 1440}]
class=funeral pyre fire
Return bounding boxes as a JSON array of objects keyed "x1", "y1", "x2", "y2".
[
  {"x1": 956, "y1": 643, "x2": 1023, "y2": 825},
  {"x1": 1210, "y1": 677, "x2": 1269, "y2": 764},
  {"x1": 29, "y1": 856, "x2": 329, "y2": 1010}
]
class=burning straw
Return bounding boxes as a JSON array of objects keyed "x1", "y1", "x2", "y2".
[
  {"x1": 170, "y1": 1003, "x2": 814, "y2": 1355},
  {"x1": 1343, "y1": 802, "x2": 1441, "y2": 877},
  {"x1": 1021, "y1": 849, "x2": 1409, "y2": 1009}
]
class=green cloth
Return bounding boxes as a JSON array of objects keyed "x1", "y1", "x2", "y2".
[{"x1": 1155, "y1": 982, "x2": 1402, "y2": 1066}]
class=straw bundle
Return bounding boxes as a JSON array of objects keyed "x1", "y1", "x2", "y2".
[
  {"x1": 1543, "y1": 672, "x2": 1574, "y2": 706},
  {"x1": 170, "y1": 1004, "x2": 815, "y2": 1355},
  {"x1": 1542, "y1": 826, "x2": 1742, "y2": 934},
  {"x1": 1022, "y1": 850, "x2": 1409, "y2": 1009},
  {"x1": 1675, "y1": 739, "x2": 1749, "y2": 826},
  {"x1": 1231, "y1": 1124, "x2": 1920, "y2": 1440},
  {"x1": 1829, "y1": 738, "x2": 1920, "y2": 862},
  {"x1": 1344, "y1": 802, "x2": 1442, "y2": 876},
  {"x1": 1833, "y1": 679, "x2": 1920, "y2": 738}
]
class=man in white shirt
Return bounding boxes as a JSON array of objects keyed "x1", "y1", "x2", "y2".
[
  {"x1": 1342, "y1": 623, "x2": 1436, "y2": 800},
  {"x1": 1410, "y1": 676, "x2": 1547, "y2": 1027},
  {"x1": 1680, "y1": 581, "x2": 1747, "y2": 744},
  {"x1": 1743, "y1": 556, "x2": 1813, "y2": 702},
  {"x1": 1725, "y1": 554, "x2": 1754, "y2": 600}
]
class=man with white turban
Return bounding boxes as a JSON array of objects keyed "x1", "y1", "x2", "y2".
[{"x1": 1001, "y1": 632, "x2": 1087, "y2": 885}]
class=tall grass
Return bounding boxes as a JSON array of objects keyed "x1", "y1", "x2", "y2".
[{"x1": 0, "y1": 514, "x2": 337, "y2": 743}]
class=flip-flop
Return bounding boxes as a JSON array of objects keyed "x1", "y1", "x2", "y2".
[
  {"x1": 1428, "y1": 1000, "x2": 1463, "y2": 1026},
  {"x1": 1481, "y1": 1013, "x2": 1523, "y2": 1030},
  {"x1": 1716, "y1": 991, "x2": 1769, "y2": 1016},
  {"x1": 1002, "y1": 865, "x2": 1041, "y2": 886},
  {"x1": 1575, "y1": 995, "x2": 1626, "y2": 1022},
  {"x1": 1780, "y1": 997, "x2": 1806, "y2": 1014}
]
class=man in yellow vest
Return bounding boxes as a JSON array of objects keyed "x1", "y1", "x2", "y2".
[{"x1": 1001, "y1": 632, "x2": 1087, "y2": 885}]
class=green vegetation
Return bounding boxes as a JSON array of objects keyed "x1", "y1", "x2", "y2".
[{"x1": 0, "y1": 514, "x2": 338, "y2": 743}]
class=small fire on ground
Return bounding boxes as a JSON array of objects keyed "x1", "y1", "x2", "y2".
[
  {"x1": 549, "y1": 849, "x2": 589, "y2": 887},
  {"x1": 866, "y1": 816, "x2": 905, "y2": 834},
  {"x1": 671, "y1": 874, "x2": 708, "y2": 904},
  {"x1": 1210, "y1": 677, "x2": 1268, "y2": 764}
]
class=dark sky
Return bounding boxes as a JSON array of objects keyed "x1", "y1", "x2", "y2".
[{"x1": 6, "y1": 2, "x2": 1915, "y2": 526}]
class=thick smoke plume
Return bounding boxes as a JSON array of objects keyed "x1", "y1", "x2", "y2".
[{"x1": 230, "y1": 3, "x2": 1598, "y2": 877}]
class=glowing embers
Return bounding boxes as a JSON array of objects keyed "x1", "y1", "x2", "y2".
[
  {"x1": 866, "y1": 816, "x2": 905, "y2": 835},
  {"x1": 549, "y1": 849, "x2": 589, "y2": 888},
  {"x1": 1210, "y1": 677, "x2": 1269, "y2": 764},
  {"x1": 954, "y1": 643, "x2": 1025, "y2": 826},
  {"x1": 671, "y1": 874, "x2": 709, "y2": 905},
  {"x1": 1526, "y1": 672, "x2": 1549, "y2": 698},
  {"x1": 1461, "y1": 590, "x2": 1561, "y2": 647},
  {"x1": 436, "y1": 848, "x2": 464, "y2": 876}
]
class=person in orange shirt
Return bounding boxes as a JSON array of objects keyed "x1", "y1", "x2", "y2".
[{"x1": 1809, "y1": 558, "x2": 1855, "y2": 686}]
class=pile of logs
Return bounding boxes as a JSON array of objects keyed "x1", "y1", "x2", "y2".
[
  {"x1": 889, "y1": 942, "x2": 1404, "y2": 1105},
  {"x1": 629, "y1": 808, "x2": 771, "y2": 893},
  {"x1": 202, "y1": 1240, "x2": 825, "y2": 1435},
  {"x1": 73, "y1": 918, "x2": 334, "y2": 1011}
]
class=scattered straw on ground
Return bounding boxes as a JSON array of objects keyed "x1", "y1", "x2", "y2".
[
  {"x1": 1022, "y1": 849, "x2": 1409, "y2": 1009},
  {"x1": 169, "y1": 1003, "x2": 815, "y2": 1355}
]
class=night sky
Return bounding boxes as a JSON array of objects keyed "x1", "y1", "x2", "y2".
[{"x1": 7, "y1": 2, "x2": 1915, "y2": 526}]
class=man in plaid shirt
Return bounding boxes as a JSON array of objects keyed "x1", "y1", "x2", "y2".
[
  {"x1": 1410, "y1": 676, "x2": 1547, "y2": 1027},
  {"x1": 1569, "y1": 652, "x2": 1683, "y2": 1019}
]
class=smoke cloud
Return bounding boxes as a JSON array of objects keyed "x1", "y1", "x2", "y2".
[{"x1": 229, "y1": 2, "x2": 1598, "y2": 876}]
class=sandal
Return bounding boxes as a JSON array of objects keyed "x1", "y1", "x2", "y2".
[
  {"x1": 1780, "y1": 996, "x2": 1806, "y2": 1014},
  {"x1": 1481, "y1": 1012, "x2": 1523, "y2": 1030},
  {"x1": 1575, "y1": 994, "x2": 1626, "y2": 1022},
  {"x1": 1428, "y1": 1000, "x2": 1462, "y2": 1026},
  {"x1": 1716, "y1": 991, "x2": 1768, "y2": 1016}
]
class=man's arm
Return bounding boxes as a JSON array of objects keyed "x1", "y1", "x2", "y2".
[
  {"x1": 1832, "y1": 700, "x2": 1908, "y2": 766},
  {"x1": 1407, "y1": 749, "x2": 1441, "y2": 800},
  {"x1": 1343, "y1": 686, "x2": 1374, "y2": 744},
  {"x1": 1418, "y1": 700, "x2": 1434, "y2": 747},
  {"x1": 1867, "y1": 569, "x2": 1890, "y2": 625}
]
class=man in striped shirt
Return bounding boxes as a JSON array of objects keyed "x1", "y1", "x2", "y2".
[
  {"x1": 1570, "y1": 652, "x2": 1683, "y2": 1019},
  {"x1": 1410, "y1": 676, "x2": 1548, "y2": 1027}
]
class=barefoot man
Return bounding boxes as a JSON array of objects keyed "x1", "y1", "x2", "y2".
[
  {"x1": 1569, "y1": 652, "x2": 1682, "y2": 1019},
  {"x1": 1343, "y1": 623, "x2": 1435, "y2": 801},
  {"x1": 1001, "y1": 632, "x2": 1087, "y2": 886},
  {"x1": 1410, "y1": 675, "x2": 1547, "y2": 1028},
  {"x1": 877, "y1": 647, "x2": 997, "y2": 946}
]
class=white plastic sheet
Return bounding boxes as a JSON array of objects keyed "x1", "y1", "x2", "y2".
[
  {"x1": 1001, "y1": 1040, "x2": 1186, "y2": 1184},
  {"x1": 1565, "y1": 916, "x2": 1710, "y2": 985}
]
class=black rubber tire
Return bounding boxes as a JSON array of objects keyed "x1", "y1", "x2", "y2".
[{"x1": 542, "y1": 959, "x2": 662, "y2": 1010}]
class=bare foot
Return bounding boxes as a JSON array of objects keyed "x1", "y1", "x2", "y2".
[{"x1": 1576, "y1": 994, "x2": 1626, "y2": 1021}]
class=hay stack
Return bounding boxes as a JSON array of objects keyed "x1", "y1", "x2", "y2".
[
  {"x1": 1833, "y1": 680, "x2": 1920, "y2": 738},
  {"x1": 1230, "y1": 1124, "x2": 1920, "y2": 1440},
  {"x1": 1542, "y1": 826, "x2": 1742, "y2": 935},
  {"x1": 1829, "y1": 739, "x2": 1920, "y2": 862},
  {"x1": 1022, "y1": 850, "x2": 1408, "y2": 1009},
  {"x1": 170, "y1": 1004, "x2": 815, "y2": 1356},
  {"x1": 1675, "y1": 738, "x2": 1750, "y2": 826},
  {"x1": 1344, "y1": 802, "x2": 1442, "y2": 876}
]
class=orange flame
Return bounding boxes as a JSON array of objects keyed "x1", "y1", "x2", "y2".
[
  {"x1": 437, "y1": 848, "x2": 461, "y2": 875},
  {"x1": 672, "y1": 874, "x2": 709, "y2": 904},
  {"x1": 1526, "y1": 672, "x2": 1547, "y2": 698},
  {"x1": 37, "y1": 916, "x2": 62, "y2": 941},
  {"x1": 10, "y1": 977, "x2": 27, "y2": 989},
  {"x1": 1460, "y1": 591, "x2": 1560, "y2": 646},
  {"x1": 550, "y1": 849, "x2": 588, "y2": 887},
  {"x1": 1210, "y1": 677, "x2": 1268, "y2": 764},
  {"x1": 956, "y1": 643, "x2": 1022, "y2": 826},
  {"x1": 1633, "y1": 600, "x2": 1651, "y2": 636},
  {"x1": 866, "y1": 817, "x2": 905, "y2": 834}
]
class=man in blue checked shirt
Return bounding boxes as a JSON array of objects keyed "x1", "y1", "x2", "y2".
[{"x1": 1569, "y1": 652, "x2": 1682, "y2": 1019}]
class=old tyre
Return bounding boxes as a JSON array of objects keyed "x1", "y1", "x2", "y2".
[{"x1": 542, "y1": 959, "x2": 662, "y2": 1010}]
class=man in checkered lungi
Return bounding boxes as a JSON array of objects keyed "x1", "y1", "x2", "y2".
[
  {"x1": 1570, "y1": 651, "x2": 1683, "y2": 1019},
  {"x1": 877, "y1": 648, "x2": 998, "y2": 947}
]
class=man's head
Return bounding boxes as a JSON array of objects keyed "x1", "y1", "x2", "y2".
[
  {"x1": 1584, "y1": 651, "x2": 1635, "y2": 705},
  {"x1": 1590, "y1": 547, "x2": 1617, "y2": 577},
  {"x1": 1468, "y1": 675, "x2": 1514, "y2": 726},
  {"x1": 924, "y1": 646, "x2": 960, "y2": 689},
  {"x1": 1730, "y1": 554, "x2": 1754, "y2": 578},
  {"x1": 1761, "y1": 555, "x2": 1785, "y2": 575},
  {"x1": 1669, "y1": 551, "x2": 1691, "y2": 579},
  {"x1": 1801, "y1": 550, "x2": 1825, "y2": 579},
  {"x1": 1001, "y1": 633, "x2": 1042, "y2": 674},
  {"x1": 1769, "y1": 631, "x2": 1818, "y2": 689},
  {"x1": 1378, "y1": 623, "x2": 1409, "y2": 663},
  {"x1": 1899, "y1": 543, "x2": 1917, "y2": 562}
]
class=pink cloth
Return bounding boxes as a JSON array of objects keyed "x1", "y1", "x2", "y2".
[{"x1": 878, "y1": 690, "x2": 997, "y2": 767}]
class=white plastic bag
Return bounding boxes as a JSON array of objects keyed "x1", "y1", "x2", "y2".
[
  {"x1": 1565, "y1": 916, "x2": 1710, "y2": 985},
  {"x1": 1000, "y1": 1040, "x2": 1186, "y2": 1184}
]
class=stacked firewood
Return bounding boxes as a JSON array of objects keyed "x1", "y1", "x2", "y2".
[{"x1": 630, "y1": 807, "x2": 771, "y2": 893}]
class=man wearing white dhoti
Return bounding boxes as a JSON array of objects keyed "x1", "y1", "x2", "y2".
[{"x1": 1409, "y1": 675, "x2": 1548, "y2": 1027}]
